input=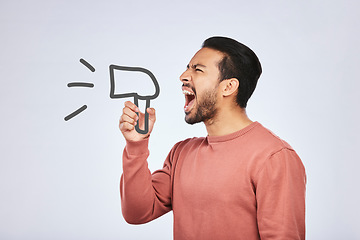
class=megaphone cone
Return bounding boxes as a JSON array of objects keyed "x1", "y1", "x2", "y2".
[{"x1": 109, "y1": 64, "x2": 160, "y2": 135}]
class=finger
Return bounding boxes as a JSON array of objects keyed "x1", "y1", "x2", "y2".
[
  {"x1": 123, "y1": 106, "x2": 139, "y2": 121},
  {"x1": 120, "y1": 114, "x2": 137, "y2": 126},
  {"x1": 147, "y1": 108, "x2": 156, "y2": 122},
  {"x1": 124, "y1": 101, "x2": 139, "y2": 113},
  {"x1": 119, "y1": 121, "x2": 135, "y2": 132}
]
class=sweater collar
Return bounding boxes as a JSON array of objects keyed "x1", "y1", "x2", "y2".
[{"x1": 206, "y1": 121, "x2": 260, "y2": 144}]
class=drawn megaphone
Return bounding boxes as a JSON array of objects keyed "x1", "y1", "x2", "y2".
[{"x1": 109, "y1": 65, "x2": 160, "y2": 134}]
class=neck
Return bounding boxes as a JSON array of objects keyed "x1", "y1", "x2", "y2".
[{"x1": 204, "y1": 105, "x2": 253, "y2": 137}]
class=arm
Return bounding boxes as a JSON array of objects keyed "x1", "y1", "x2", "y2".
[
  {"x1": 118, "y1": 101, "x2": 173, "y2": 224},
  {"x1": 255, "y1": 148, "x2": 306, "y2": 240},
  {"x1": 120, "y1": 138, "x2": 173, "y2": 224}
]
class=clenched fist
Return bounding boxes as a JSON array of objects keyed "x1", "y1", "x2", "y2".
[{"x1": 119, "y1": 101, "x2": 156, "y2": 141}]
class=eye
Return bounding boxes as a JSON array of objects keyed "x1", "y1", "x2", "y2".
[{"x1": 195, "y1": 68, "x2": 203, "y2": 72}]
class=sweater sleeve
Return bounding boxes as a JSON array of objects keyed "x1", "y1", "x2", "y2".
[
  {"x1": 255, "y1": 148, "x2": 306, "y2": 240},
  {"x1": 120, "y1": 138, "x2": 175, "y2": 224}
]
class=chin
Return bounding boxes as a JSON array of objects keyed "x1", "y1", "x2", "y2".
[
  {"x1": 185, "y1": 113, "x2": 201, "y2": 125},
  {"x1": 185, "y1": 118, "x2": 198, "y2": 125}
]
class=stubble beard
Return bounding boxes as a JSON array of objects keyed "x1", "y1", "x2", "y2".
[{"x1": 185, "y1": 89, "x2": 218, "y2": 125}]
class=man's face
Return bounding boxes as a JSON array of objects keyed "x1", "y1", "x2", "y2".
[{"x1": 180, "y1": 47, "x2": 224, "y2": 125}]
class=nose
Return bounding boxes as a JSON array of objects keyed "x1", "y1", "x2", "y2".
[{"x1": 180, "y1": 69, "x2": 191, "y2": 84}]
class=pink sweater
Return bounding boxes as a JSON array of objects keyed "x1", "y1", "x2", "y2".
[{"x1": 120, "y1": 122, "x2": 306, "y2": 239}]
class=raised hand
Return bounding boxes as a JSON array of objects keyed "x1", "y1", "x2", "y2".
[{"x1": 119, "y1": 101, "x2": 156, "y2": 141}]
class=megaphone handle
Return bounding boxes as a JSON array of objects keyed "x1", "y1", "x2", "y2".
[{"x1": 134, "y1": 96, "x2": 150, "y2": 134}]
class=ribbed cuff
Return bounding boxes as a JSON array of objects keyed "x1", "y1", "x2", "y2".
[{"x1": 125, "y1": 138, "x2": 149, "y2": 156}]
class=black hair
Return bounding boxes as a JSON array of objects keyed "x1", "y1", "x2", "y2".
[{"x1": 202, "y1": 36, "x2": 262, "y2": 108}]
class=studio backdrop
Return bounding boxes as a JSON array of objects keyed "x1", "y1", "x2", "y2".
[{"x1": 0, "y1": 0, "x2": 359, "y2": 239}]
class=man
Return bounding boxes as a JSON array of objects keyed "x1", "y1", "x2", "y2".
[{"x1": 119, "y1": 36, "x2": 306, "y2": 239}]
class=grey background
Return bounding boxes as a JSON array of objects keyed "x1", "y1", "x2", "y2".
[{"x1": 0, "y1": 0, "x2": 359, "y2": 239}]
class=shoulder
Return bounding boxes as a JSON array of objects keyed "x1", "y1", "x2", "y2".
[
  {"x1": 244, "y1": 123, "x2": 304, "y2": 176},
  {"x1": 165, "y1": 136, "x2": 205, "y2": 165},
  {"x1": 249, "y1": 122, "x2": 294, "y2": 153},
  {"x1": 249, "y1": 123, "x2": 305, "y2": 180},
  {"x1": 171, "y1": 136, "x2": 205, "y2": 152}
]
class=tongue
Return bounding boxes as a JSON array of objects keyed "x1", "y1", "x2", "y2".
[{"x1": 185, "y1": 97, "x2": 195, "y2": 112}]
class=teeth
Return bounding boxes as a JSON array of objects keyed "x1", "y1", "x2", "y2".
[{"x1": 182, "y1": 90, "x2": 195, "y2": 95}]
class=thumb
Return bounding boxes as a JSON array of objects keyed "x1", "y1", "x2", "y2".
[{"x1": 147, "y1": 108, "x2": 156, "y2": 123}]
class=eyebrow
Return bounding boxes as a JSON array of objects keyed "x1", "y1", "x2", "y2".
[{"x1": 187, "y1": 64, "x2": 207, "y2": 69}]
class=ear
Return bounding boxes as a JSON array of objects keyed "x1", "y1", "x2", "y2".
[{"x1": 220, "y1": 78, "x2": 239, "y2": 97}]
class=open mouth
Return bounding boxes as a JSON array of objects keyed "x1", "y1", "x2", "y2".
[{"x1": 183, "y1": 88, "x2": 196, "y2": 113}]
